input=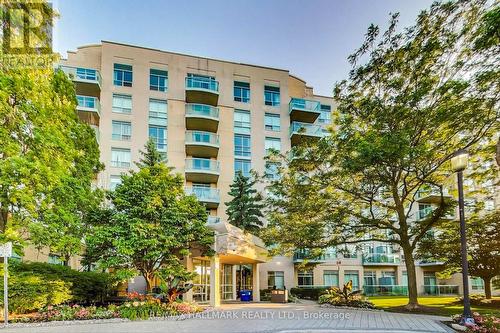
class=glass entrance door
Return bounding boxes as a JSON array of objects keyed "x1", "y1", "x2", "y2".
[
  {"x1": 192, "y1": 259, "x2": 210, "y2": 303},
  {"x1": 221, "y1": 264, "x2": 234, "y2": 300},
  {"x1": 236, "y1": 264, "x2": 253, "y2": 299}
]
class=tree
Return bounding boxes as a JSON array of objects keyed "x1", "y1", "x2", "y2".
[
  {"x1": 84, "y1": 141, "x2": 214, "y2": 292},
  {"x1": 263, "y1": 0, "x2": 498, "y2": 310},
  {"x1": 225, "y1": 171, "x2": 265, "y2": 234},
  {"x1": 419, "y1": 210, "x2": 500, "y2": 299}
]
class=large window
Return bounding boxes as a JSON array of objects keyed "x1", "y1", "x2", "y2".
[
  {"x1": 111, "y1": 148, "x2": 131, "y2": 168},
  {"x1": 234, "y1": 81, "x2": 250, "y2": 103},
  {"x1": 268, "y1": 271, "x2": 285, "y2": 289},
  {"x1": 149, "y1": 125, "x2": 167, "y2": 152},
  {"x1": 471, "y1": 277, "x2": 484, "y2": 290},
  {"x1": 319, "y1": 104, "x2": 332, "y2": 124},
  {"x1": 265, "y1": 162, "x2": 279, "y2": 180},
  {"x1": 150, "y1": 69, "x2": 168, "y2": 92},
  {"x1": 380, "y1": 271, "x2": 396, "y2": 286},
  {"x1": 298, "y1": 270, "x2": 313, "y2": 287},
  {"x1": 363, "y1": 271, "x2": 376, "y2": 286},
  {"x1": 264, "y1": 85, "x2": 280, "y2": 106},
  {"x1": 234, "y1": 134, "x2": 251, "y2": 157},
  {"x1": 265, "y1": 137, "x2": 281, "y2": 154},
  {"x1": 234, "y1": 109, "x2": 251, "y2": 134},
  {"x1": 48, "y1": 254, "x2": 67, "y2": 266},
  {"x1": 323, "y1": 270, "x2": 339, "y2": 287},
  {"x1": 113, "y1": 63, "x2": 133, "y2": 87},
  {"x1": 149, "y1": 99, "x2": 167, "y2": 125},
  {"x1": 265, "y1": 113, "x2": 280, "y2": 131},
  {"x1": 109, "y1": 175, "x2": 122, "y2": 191},
  {"x1": 112, "y1": 94, "x2": 132, "y2": 114},
  {"x1": 235, "y1": 159, "x2": 251, "y2": 177},
  {"x1": 112, "y1": 121, "x2": 131, "y2": 141},
  {"x1": 344, "y1": 270, "x2": 359, "y2": 289}
]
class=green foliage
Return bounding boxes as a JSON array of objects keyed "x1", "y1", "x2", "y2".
[
  {"x1": 155, "y1": 260, "x2": 195, "y2": 303},
  {"x1": 85, "y1": 141, "x2": 214, "y2": 292},
  {"x1": 289, "y1": 287, "x2": 329, "y2": 300},
  {"x1": 264, "y1": 0, "x2": 499, "y2": 308},
  {"x1": 318, "y1": 281, "x2": 374, "y2": 309},
  {"x1": 225, "y1": 171, "x2": 265, "y2": 233}
]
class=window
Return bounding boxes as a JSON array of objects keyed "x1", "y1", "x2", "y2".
[
  {"x1": 344, "y1": 271, "x2": 359, "y2": 289},
  {"x1": 423, "y1": 272, "x2": 437, "y2": 286},
  {"x1": 76, "y1": 67, "x2": 97, "y2": 81},
  {"x1": 109, "y1": 175, "x2": 122, "y2": 191},
  {"x1": 112, "y1": 94, "x2": 132, "y2": 114},
  {"x1": 319, "y1": 104, "x2": 332, "y2": 124},
  {"x1": 418, "y1": 204, "x2": 432, "y2": 220},
  {"x1": 265, "y1": 113, "x2": 280, "y2": 131},
  {"x1": 265, "y1": 162, "x2": 279, "y2": 180},
  {"x1": 234, "y1": 81, "x2": 250, "y2": 103},
  {"x1": 323, "y1": 270, "x2": 339, "y2": 287},
  {"x1": 298, "y1": 270, "x2": 313, "y2": 287},
  {"x1": 150, "y1": 69, "x2": 168, "y2": 91},
  {"x1": 235, "y1": 159, "x2": 251, "y2": 177},
  {"x1": 485, "y1": 200, "x2": 494, "y2": 211},
  {"x1": 111, "y1": 148, "x2": 131, "y2": 168},
  {"x1": 264, "y1": 85, "x2": 280, "y2": 106},
  {"x1": 268, "y1": 271, "x2": 285, "y2": 289},
  {"x1": 364, "y1": 271, "x2": 376, "y2": 286},
  {"x1": 402, "y1": 271, "x2": 408, "y2": 286},
  {"x1": 380, "y1": 271, "x2": 396, "y2": 286},
  {"x1": 149, "y1": 99, "x2": 167, "y2": 125},
  {"x1": 149, "y1": 125, "x2": 167, "y2": 152},
  {"x1": 113, "y1": 63, "x2": 133, "y2": 87},
  {"x1": 234, "y1": 110, "x2": 251, "y2": 134},
  {"x1": 234, "y1": 134, "x2": 251, "y2": 157},
  {"x1": 265, "y1": 137, "x2": 281, "y2": 154},
  {"x1": 48, "y1": 254, "x2": 66, "y2": 266},
  {"x1": 77, "y1": 95, "x2": 96, "y2": 109},
  {"x1": 471, "y1": 277, "x2": 484, "y2": 290},
  {"x1": 112, "y1": 121, "x2": 131, "y2": 141}
]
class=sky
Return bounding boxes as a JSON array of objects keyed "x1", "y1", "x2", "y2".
[{"x1": 54, "y1": 0, "x2": 436, "y2": 96}]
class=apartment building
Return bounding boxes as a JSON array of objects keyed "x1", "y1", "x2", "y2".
[{"x1": 56, "y1": 41, "x2": 496, "y2": 306}]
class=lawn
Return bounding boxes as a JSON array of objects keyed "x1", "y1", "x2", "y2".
[{"x1": 368, "y1": 296, "x2": 500, "y2": 317}]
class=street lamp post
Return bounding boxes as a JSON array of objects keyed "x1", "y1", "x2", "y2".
[{"x1": 450, "y1": 149, "x2": 474, "y2": 325}]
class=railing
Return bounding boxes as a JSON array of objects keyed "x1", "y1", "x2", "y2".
[
  {"x1": 289, "y1": 98, "x2": 321, "y2": 113},
  {"x1": 185, "y1": 158, "x2": 220, "y2": 173},
  {"x1": 423, "y1": 285, "x2": 459, "y2": 295},
  {"x1": 60, "y1": 65, "x2": 101, "y2": 86},
  {"x1": 185, "y1": 187, "x2": 220, "y2": 203},
  {"x1": 289, "y1": 122, "x2": 323, "y2": 137},
  {"x1": 363, "y1": 285, "x2": 408, "y2": 296},
  {"x1": 293, "y1": 249, "x2": 336, "y2": 262},
  {"x1": 186, "y1": 77, "x2": 219, "y2": 92},
  {"x1": 417, "y1": 207, "x2": 455, "y2": 221},
  {"x1": 207, "y1": 216, "x2": 221, "y2": 225},
  {"x1": 76, "y1": 95, "x2": 100, "y2": 114},
  {"x1": 362, "y1": 253, "x2": 401, "y2": 264},
  {"x1": 185, "y1": 104, "x2": 220, "y2": 119},
  {"x1": 416, "y1": 188, "x2": 450, "y2": 200},
  {"x1": 185, "y1": 131, "x2": 219, "y2": 146}
]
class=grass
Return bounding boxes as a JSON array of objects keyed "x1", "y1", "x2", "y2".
[{"x1": 368, "y1": 296, "x2": 500, "y2": 317}]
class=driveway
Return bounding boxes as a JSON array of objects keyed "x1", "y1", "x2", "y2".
[{"x1": 1, "y1": 302, "x2": 454, "y2": 333}]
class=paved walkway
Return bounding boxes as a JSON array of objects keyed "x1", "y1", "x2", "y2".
[{"x1": 1, "y1": 303, "x2": 454, "y2": 333}]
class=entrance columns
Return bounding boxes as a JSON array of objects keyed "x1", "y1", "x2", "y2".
[
  {"x1": 252, "y1": 263, "x2": 260, "y2": 302},
  {"x1": 232, "y1": 264, "x2": 237, "y2": 300},
  {"x1": 210, "y1": 255, "x2": 221, "y2": 307},
  {"x1": 184, "y1": 256, "x2": 193, "y2": 302}
]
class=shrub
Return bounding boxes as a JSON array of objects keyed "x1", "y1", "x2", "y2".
[
  {"x1": 32, "y1": 304, "x2": 118, "y2": 322},
  {"x1": 290, "y1": 287, "x2": 329, "y2": 300},
  {"x1": 452, "y1": 312, "x2": 500, "y2": 333},
  {"x1": 318, "y1": 282, "x2": 375, "y2": 309},
  {"x1": 0, "y1": 273, "x2": 72, "y2": 313}
]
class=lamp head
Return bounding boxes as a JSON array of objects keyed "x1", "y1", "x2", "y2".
[{"x1": 451, "y1": 149, "x2": 469, "y2": 172}]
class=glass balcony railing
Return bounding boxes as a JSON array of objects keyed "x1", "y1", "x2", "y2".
[
  {"x1": 185, "y1": 104, "x2": 220, "y2": 119},
  {"x1": 363, "y1": 285, "x2": 408, "y2": 296},
  {"x1": 207, "y1": 216, "x2": 221, "y2": 225},
  {"x1": 60, "y1": 65, "x2": 101, "y2": 86},
  {"x1": 362, "y1": 253, "x2": 401, "y2": 264},
  {"x1": 185, "y1": 187, "x2": 220, "y2": 203},
  {"x1": 289, "y1": 122, "x2": 323, "y2": 137},
  {"x1": 76, "y1": 95, "x2": 100, "y2": 113},
  {"x1": 185, "y1": 131, "x2": 219, "y2": 146},
  {"x1": 289, "y1": 98, "x2": 321, "y2": 113},
  {"x1": 423, "y1": 285, "x2": 459, "y2": 295},
  {"x1": 186, "y1": 77, "x2": 219, "y2": 92},
  {"x1": 185, "y1": 158, "x2": 220, "y2": 173},
  {"x1": 293, "y1": 249, "x2": 337, "y2": 262}
]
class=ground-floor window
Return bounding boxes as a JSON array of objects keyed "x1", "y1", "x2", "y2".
[
  {"x1": 221, "y1": 264, "x2": 234, "y2": 300},
  {"x1": 323, "y1": 270, "x2": 339, "y2": 287},
  {"x1": 192, "y1": 259, "x2": 211, "y2": 303},
  {"x1": 298, "y1": 270, "x2": 314, "y2": 287},
  {"x1": 268, "y1": 271, "x2": 285, "y2": 289},
  {"x1": 380, "y1": 271, "x2": 396, "y2": 285},
  {"x1": 402, "y1": 271, "x2": 408, "y2": 286},
  {"x1": 344, "y1": 270, "x2": 359, "y2": 289},
  {"x1": 364, "y1": 271, "x2": 376, "y2": 286},
  {"x1": 471, "y1": 277, "x2": 484, "y2": 290}
]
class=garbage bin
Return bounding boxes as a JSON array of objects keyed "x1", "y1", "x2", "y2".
[
  {"x1": 271, "y1": 289, "x2": 288, "y2": 303},
  {"x1": 240, "y1": 290, "x2": 252, "y2": 302}
]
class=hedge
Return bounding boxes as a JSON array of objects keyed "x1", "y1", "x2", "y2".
[{"x1": 290, "y1": 287, "x2": 329, "y2": 300}]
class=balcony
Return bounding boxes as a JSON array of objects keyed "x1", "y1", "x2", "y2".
[
  {"x1": 206, "y1": 216, "x2": 224, "y2": 231},
  {"x1": 60, "y1": 65, "x2": 101, "y2": 96},
  {"x1": 289, "y1": 98, "x2": 321, "y2": 123},
  {"x1": 417, "y1": 207, "x2": 456, "y2": 221},
  {"x1": 362, "y1": 253, "x2": 401, "y2": 265},
  {"x1": 422, "y1": 285, "x2": 459, "y2": 295},
  {"x1": 185, "y1": 131, "x2": 220, "y2": 158},
  {"x1": 185, "y1": 187, "x2": 220, "y2": 209},
  {"x1": 416, "y1": 188, "x2": 452, "y2": 204},
  {"x1": 185, "y1": 104, "x2": 220, "y2": 132},
  {"x1": 363, "y1": 285, "x2": 408, "y2": 296},
  {"x1": 289, "y1": 122, "x2": 323, "y2": 146},
  {"x1": 292, "y1": 249, "x2": 336, "y2": 263},
  {"x1": 185, "y1": 76, "x2": 219, "y2": 106},
  {"x1": 185, "y1": 158, "x2": 220, "y2": 183},
  {"x1": 76, "y1": 95, "x2": 100, "y2": 125}
]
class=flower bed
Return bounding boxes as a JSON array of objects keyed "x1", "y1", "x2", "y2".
[{"x1": 452, "y1": 312, "x2": 500, "y2": 333}]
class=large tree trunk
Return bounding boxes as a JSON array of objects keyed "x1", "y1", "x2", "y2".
[
  {"x1": 0, "y1": 207, "x2": 8, "y2": 234},
  {"x1": 483, "y1": 277, "x2": 492, "y2": 299},
  {"x1": 402, "y1": 246, "x2": 419, "y2": 310},
  {"x1": 143, "y1": 271, "x2": 155, "y2": 294}
]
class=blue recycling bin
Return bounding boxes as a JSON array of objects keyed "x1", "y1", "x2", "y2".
[{"x1": 240, "y1": 290, "x2": 252, "y2": 301}]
